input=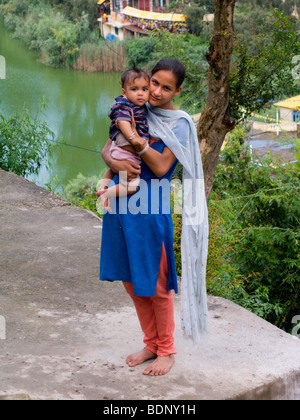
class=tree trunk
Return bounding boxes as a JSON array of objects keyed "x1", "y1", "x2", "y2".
[{"x1": 197, "y1": 0, "x2": 236, "y2": 198}]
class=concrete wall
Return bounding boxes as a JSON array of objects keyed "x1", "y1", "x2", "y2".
[
  {"x1": 252, "y1": 121, "x2": 297, "y2": 133},
  {"x1": 98, "y1": 15, "x2": 127, "y2": 41},
  {"x1": 279, "y1": 107, "x2": 293, "y2": 123}
]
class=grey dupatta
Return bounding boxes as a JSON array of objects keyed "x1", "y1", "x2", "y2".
[{"x1": 147, "y1": 104, "x2": 209, "y2": 343}]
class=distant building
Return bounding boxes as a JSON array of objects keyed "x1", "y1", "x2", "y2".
[
  {"x1": 203, "y1": 13, "x2": 214, "y2": 22},
  {"x1": 274, "y1": 95, "x2": 300, "y2": 123},
  {"x1": 97, "y1": 0, "x2": 186, "y2": 40},
  {"x1": 292, "y1": 3, "x2": 299, "y2": 19}
]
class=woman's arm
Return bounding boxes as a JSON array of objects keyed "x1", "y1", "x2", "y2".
[{"x1": 101, "y1": 139, "x2": 141, "y2": 181}]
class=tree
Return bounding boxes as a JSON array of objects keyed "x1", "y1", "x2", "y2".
[
  {"x1": 197, "y1": 0, "x2": 235, "y2": 198},
  {"x1": 184, "y1": 0, "x2": 215, "y2": 38},
  {"x1": 198, "y1": 1, "x2": 300, "y2": 197}
]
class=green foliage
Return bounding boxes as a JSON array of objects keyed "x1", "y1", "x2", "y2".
[
  {"x1": 184, "y1": 0, "x2": 214, "y2": 39},
  {"x1": 0, "y1": 0, "x2": 32, "y2": 17},
  {"x1": 153, "y1": 32, "x2": 209, "y2": 112},
  {"x1": 126, "y1": 31, "x2": 208, "y2": 112},
  {"x1": 208, "y1": 126, "x2": 300, "y2": 331},
  {"x1": 172, "y1": 213, "x2": 182, "y2": 275},
  {"x1": 232, "y1": 285, "x2": 284, "y2": 320},
  {"x1": 48, "y1": 0, "x2": 99, "y2": 30},
  {"x1": 0, "y1": 0, "x2": 91, "y2": 67},
  {"x1": 179, "y1": 4, "x2": 300, "y2": 118},
  {"x1": 294, "y1": 139, "x2": 300, "y2": 171},
  {"x1": 51, "y1": 24, "x2": 80, "y2": 65},
  {"x1": 125, "y1": 34, "x2": 158, "y2": 69},
  {"x1": 0, "y1": 0, "x2": 125, "y2": 69},
  {"x1": 64, "y1": 172, "x2": 103, "y2": 217},
  {"x1": 167, "y1": 1, "x2": 181, "y2": 12},
  {"x1": 230, "y1": 9, "x2": 300, "y2": 122},
  {"x1": 0, "y1": 105, "x2": 54, "y2": 177}
]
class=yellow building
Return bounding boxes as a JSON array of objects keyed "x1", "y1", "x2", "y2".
[
  {"x1": 97, "y1": 0, "x2": 186, "y2": 40},
  {"x1": 274, "y1": 95, "x2": 300, "y2": 123}
]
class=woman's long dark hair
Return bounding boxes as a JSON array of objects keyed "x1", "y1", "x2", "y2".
[{"x1": 151, "y1": 58, "x2": 186, "y2": 89}]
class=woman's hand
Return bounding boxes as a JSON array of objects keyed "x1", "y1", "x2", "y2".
[{"x1": 112, "y1": 159, "x2": 141, "y2": 181}]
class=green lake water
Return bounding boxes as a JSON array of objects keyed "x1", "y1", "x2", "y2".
[{"x1": 0, "y1": 21, "x2": 121, "y2": 191}]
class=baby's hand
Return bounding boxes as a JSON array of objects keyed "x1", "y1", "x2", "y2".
[
  {"x1": 128, "y1": 109, "x2": 147, "y2": 152},
  {"x1": 130, "y1": 135, "x2": 145, "y2": 148}
]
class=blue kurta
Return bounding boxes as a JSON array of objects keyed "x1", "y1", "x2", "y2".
[{"x1": 100, "y1": 140, "x2": 178, "y2": 297}]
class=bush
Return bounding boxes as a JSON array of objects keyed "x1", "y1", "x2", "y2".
[
  {"x1": 63, "y1": 172, "x2": 103, "y2": 217},
  {"x1": 0, "y1": 105, "x2": 54, "y2": 177},
  {"x1": 125, "y1": 35, "x2": 158, "y2": 69},
  {"x1": 126, "y1": 31, "x2": 208, "y2": 112},
  {"x1": 209, "y1": 126, "x2": 300, "y2": 331},
  {"x1": 1, "y1": 0, "x2": 90, "y2": 68}
]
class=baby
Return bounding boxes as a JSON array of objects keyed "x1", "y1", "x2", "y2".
[{"x1": 97, "y1": 68, "x2": 150, "y2": 212}]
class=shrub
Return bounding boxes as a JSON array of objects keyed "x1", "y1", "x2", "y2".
[
  {"x1": 126, "y1": 31, "x2": 208, "y2": 112},
  {"x1": 209, "y1": 126, "x2": 300, "y2": 331},
  {"x1": 63, "y1": 172, "x2": 103, "y2": 217},
  {"x1": 1, "y1": 1, "x2": 90, "y2": 68},
  {"x1": 0, "y1": 106, "x2": 54, "y2": 177}
]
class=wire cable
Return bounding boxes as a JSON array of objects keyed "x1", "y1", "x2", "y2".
[{"x1": 49, "y1": 138, "x2": 103, "y2": 154}]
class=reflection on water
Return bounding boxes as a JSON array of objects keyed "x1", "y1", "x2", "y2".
[
  {"x1": 249, "y1": 131, "x2": 297, "y2": 163},
  {"x1": 250, "y1": 131, "x2": 295, "y2": 151},
  {"x1": 250, "y1": 139, "x2": 293, "y2": 150},
  {"x1": 0, "y1": 20, "x2": 121, "y2": 190}
]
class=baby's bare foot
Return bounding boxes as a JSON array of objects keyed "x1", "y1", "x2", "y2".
[
  {"x1": 143, "y1": 354, "x2": 175, "y2": 376},
  {"x1": 126, "y1": 348, "x2": 156, "y2": 367}
]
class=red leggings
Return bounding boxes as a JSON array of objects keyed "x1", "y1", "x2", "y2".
[{"x1": 123, "y1": 244, "x2": 176, "y2": 356}]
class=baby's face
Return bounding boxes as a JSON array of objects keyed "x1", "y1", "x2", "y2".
[{"x1": 122, "y1": 77, "x2": 150, "y2": 106}]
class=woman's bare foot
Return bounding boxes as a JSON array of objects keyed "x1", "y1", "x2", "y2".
[
  {"x1": 143, "y1": 354, "x2": 175, "y2": 376},
  {"x1": 126, "y1": 348, "x2": 156, "y2": 367}
]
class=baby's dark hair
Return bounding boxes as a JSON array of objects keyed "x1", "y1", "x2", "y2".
[
  {"x1": 121, "y1": 68, "x2": 150, "y2": 88},
  {"x1": 151, "y1": 58, "x2": 186, "y2": 89}
]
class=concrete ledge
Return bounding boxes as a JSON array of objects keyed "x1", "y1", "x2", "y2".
[
  {"x1": 0, "y1": 168, "x2": 300, "y2": 400},
  {"x1": 0, "y1": 393, "x2": 31, "y2": 400},
  {"x1": 235, "y1": 371, "x2": 300, "y2": 400}
]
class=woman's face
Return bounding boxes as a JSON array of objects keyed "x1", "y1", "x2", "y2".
[{"x1": 149, "y1": 70, "x2": 182, "y2": 110}]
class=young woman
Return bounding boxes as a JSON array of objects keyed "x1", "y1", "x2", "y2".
[{"x1": 100, "y1": 59, "x2": 209, "y2": 376}]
